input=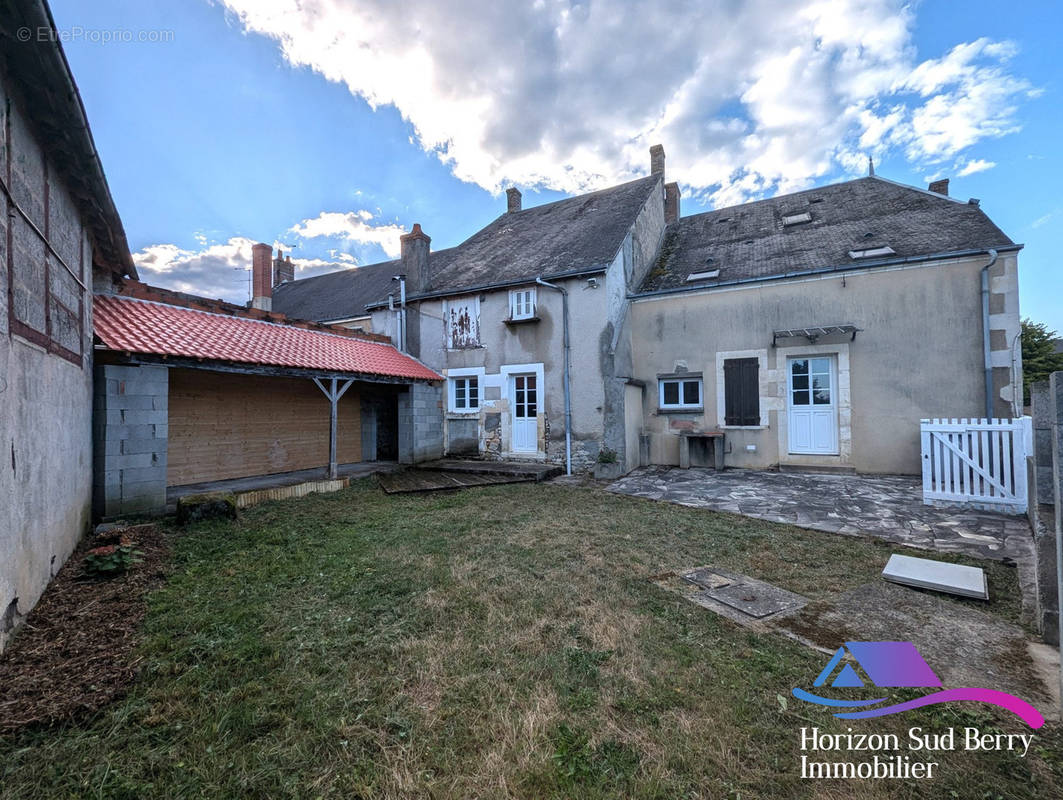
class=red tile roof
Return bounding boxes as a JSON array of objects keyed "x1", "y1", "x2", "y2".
[{"x1": 93, "y1": 294, "x2": 441, "y2": 381}]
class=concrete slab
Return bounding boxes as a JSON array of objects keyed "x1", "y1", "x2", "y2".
[
  {"x1": 882, "y1": 553, "x2": 988, "y2": 600},
  {"x1": 659, "y1": 566, "x2": 807, "y2": 627},
  {"x1": 705, "y1": 581, "x2": 805, "y2": 618}
]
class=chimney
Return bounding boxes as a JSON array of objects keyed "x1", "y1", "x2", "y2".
[
  {"x1": 928, "y1": 178, "x2": 949, "y2": 196},
  {"x1": 650, "y1": 144, "x2": 665, "y2": 177},
  {"x1": 251, "y1": 242, "x2": 273, "y2": 310},
  {"x1": 506, "y1": 187, "x2": 522, "y2": 213},
  {"x1": 400, "y1": 223, "x2": 431, "y2": 293},
  {"x1": 664, "y1": 181, "x2": 680, "y2": 224},
  {"x1": 273, "y1": 248, "x2": 294, "y2": 286}
]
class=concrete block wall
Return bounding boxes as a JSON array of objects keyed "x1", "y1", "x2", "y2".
[
  {"x1": 1031, "y1": 381, "x2": 1055, "y2": 506},
  {"x1": 93, "y1": 365, "x2": 169, "y2": 518},
  {"x1": 398, "y1": 382, "x2": 443, "y2": 463}
]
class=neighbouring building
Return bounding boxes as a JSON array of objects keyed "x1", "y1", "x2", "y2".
[
  {"x1": 275, "y1": 146, "x2": 1022, "y2": 477},
  {"x1": 1, "y1": 0, "x2": 138, "y2": 650},
  {"x1": 91, "y1": 281, "x2": 442, "y2": 518}
]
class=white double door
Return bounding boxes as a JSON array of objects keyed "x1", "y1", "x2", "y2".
[
  {"x1": 787, "y1": 356, "x2": 838, "y2": 455},
  {"x1": 510, "y1": 374, "x2": 538, "y2": 453}
]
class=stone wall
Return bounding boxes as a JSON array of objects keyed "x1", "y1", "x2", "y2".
[{"x1": 93, "y1": 365, "x2": 169, "y2": 518}]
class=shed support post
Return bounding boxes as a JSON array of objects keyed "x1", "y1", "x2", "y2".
[{"x1": 314, "y1": 377, "x2": 355, "y2": 479}]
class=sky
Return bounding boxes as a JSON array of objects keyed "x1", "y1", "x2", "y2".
[{"x1": 51, "y1": 0, "x2": 1063, "y2": 330}]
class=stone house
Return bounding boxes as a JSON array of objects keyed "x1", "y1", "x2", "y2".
[
  {"x1": 1, "y1": 0, "x2": 138, "y2": 650},
  {"x1": 274, "y1": 150, "x2": 1022, "y2": 477}
]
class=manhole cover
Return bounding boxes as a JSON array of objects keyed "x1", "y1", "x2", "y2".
[
  {"x1": 704, "y1": 582, "x2": 803, "y2": 618},
  {"x1": 681, "y1": 568, "x2": 732, "y2": 590}
]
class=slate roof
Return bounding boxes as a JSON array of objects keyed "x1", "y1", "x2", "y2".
[
  {"x1": 637, "y1": 176, "x2": 1017, "y2": 294},
  {"x1": 93, "y1": 294, "x2": 441, "y2": 381},
  {"x1": 272, "y1": 260, "x2": 399, "y2": 323},
  {"x1": 272, "y1": 175, "x2": 660, "y2": 318},
  {"x1": 421, "y1": 175, "x2": 659, "y2": 295}
]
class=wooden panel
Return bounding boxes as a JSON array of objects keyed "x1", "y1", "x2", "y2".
[{"x1": 167, "y1": 369, "x2": 361, "y2": 486}]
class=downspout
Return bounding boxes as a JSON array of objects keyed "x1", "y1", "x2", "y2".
[
  {"x1": 536, "y1": 277, "x2": 572, "y2": 475},
  {"x1": 980, "y1": 249, "x2": 999, "y2": 420}
]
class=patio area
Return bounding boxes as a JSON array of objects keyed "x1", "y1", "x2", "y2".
[{"x1": 606, "y1": 466, "x2": 1035, "y2": 570}]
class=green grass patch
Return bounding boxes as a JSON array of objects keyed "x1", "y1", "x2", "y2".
[{"x1": 1, "y1": 480, "x2": 1057, "y2": 799}]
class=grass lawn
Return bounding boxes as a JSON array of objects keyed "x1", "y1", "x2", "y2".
[{"x1": 2, "y1": 480, "x2": 1060, "y2": 798}]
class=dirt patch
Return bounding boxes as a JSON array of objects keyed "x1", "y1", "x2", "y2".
[
  {"x1": 0, "y1": 524, "x2": 170, "y2": 732},
  {"x1": 777, "y1": 581, "x2": 1054, "y2": 712}
]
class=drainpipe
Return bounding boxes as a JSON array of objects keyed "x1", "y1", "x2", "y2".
[
  {"x1": 536, "y1": 277, "x2": 572, "y2": 475},
  {"x1": 980, "y1": 249, "x2": 998, "y2": 421}
]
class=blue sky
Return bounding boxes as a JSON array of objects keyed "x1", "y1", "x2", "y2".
[{"x1": 53, "y1": 0, "x2": 1062, "y2": 330}]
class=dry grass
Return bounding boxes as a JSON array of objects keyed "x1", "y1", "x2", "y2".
[{"x1": 0, "y1": 479, "x2": 1058, "y2": 799}]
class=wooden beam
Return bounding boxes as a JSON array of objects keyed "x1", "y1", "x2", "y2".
[
  {"x1": 114, "y1": 353, "x2": 431, "y2": 384},
  {"x1": 314, "y1": 377, "x2": 355, "y2": 479}
]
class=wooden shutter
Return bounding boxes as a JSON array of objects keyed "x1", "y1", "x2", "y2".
[{"x1": 724, "y1": 358, "x2": 760, "y2": 426}]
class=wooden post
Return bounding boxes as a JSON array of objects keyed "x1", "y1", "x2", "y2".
[{"x1": 314, "y1": 377, "x2": 355, "y2": 479}]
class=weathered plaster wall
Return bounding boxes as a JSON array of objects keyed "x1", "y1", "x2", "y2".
[
  {"x1": 1, "y1": 77, "x2": 94, "y2": 650},
  {"x1": 629, "y1": 253, "x2": 1021, "y2": 474}
]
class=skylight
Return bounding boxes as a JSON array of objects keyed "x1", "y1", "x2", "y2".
[
  {"x1": 848, "y1": 246, "x2": 896, "y2": 260},
  {"x1": 687, "y1": 269, "x2": 721, "y2": 282},
  {"x1": 782, "y1": 211, "x2": 812, "y2": 226}
]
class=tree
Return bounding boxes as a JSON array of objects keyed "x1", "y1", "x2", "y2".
[{"x1": 1020, "y1": 318, "x2": 1063, "y2": 405}]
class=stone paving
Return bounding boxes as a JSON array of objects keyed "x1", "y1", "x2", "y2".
[{"x1": 607, "y1": 467, "x2": 1035, "y2": 567}]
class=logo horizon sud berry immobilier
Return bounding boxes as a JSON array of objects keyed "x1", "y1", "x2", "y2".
[{"x1": 791, "y1": 641, "x2": 1045, "y2": 729}]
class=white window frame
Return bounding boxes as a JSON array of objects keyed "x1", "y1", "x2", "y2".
[
  {"x1": 508, "y1": 287, "x2": 536, "y2": 320},
  {"x1": 446, "y1": 367, "x2": 485, "y2": 414},
  {"x1": 658, "y1": 376, "x2": 703, "y2": 410}
]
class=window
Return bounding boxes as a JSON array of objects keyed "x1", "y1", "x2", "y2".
[
  {"x1": 782, "y1": 211, "x2": 812, "y2": 226},
  {"x1": 509, "y1": 288, "x2": 536, "y2": 320},
  {"x1": 659, "y1": 376, "x2": 702, "y2": 410},
  {"x1": 848, "y1": 245, "x2": 895, "y2": 259},
  {"x1": 723, "y1": 358, "x2": 760, "y2": 426},
  {"x1": 686, "y1": 269, "x2": 721, "y2": 282},
  {"x1": 790, "y1": 358, "x2": 832, "y2": 406},
  {"x1": 450, "y1": 376, "x2": 480, "y2": 412},
  {"x1": 445, "y1": 296, "x2": 480, "y2": 349}
]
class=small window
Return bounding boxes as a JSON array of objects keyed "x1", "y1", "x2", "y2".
[
  {"x1": 724, "y1": 358, "x2": 760, "y2": 426},
  {"x1": 659, "y1": 377, "x2": 702, "y2": 410},
  {"x1": 509, "y1": 288, "x2": 536, "y2": 320},
  {"x1": 451, "y1": 376, "x2": 480, "y2": 412},
  {"x1": 782, "y1": 211, "x2": 811, "y2": 226},
  {"x1": 848, "y1": 245, "x2": 895, "y2": 259},
  {"x1": 686, "y1": 269, "x2": 721, "y2": 282}
]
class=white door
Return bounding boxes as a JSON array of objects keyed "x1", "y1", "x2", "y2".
[
  {"x1": 511, "y1": 374, "x2": 538, "y2": 453},
  {"x1": 787, "y1": 356, "x2": 838, "y2": 454}
]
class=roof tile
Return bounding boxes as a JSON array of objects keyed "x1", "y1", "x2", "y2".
[{"x1": 93, "y1": 294, "x2": 441, "y2": 381}]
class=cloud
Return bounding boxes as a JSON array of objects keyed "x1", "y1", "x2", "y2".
[
  {"x1": 957, "y1": 158, "x2": 996, "y2": 177},
  {"x1": 1031, "y1": 210, "x2": 1058, "y2": 229},
  {"x1": 219, "y1": 0, "x2": 1034, "y2": 205},
  {"x1": 132, "y1": 236, "x2": 353, "y2": 305},
  {"x1": 288, "y1": 210, "x2": 406, "y2": 257}
]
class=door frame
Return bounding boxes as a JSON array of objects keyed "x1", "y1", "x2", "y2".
[
  {"x1": 500, "y1": 362, "x2": 546, "y2": 460},
  {"x1": 775, "y1": 343, "x2": 852, "y2": 465},
  {"x1": 786, "y1": 354, "x2": 838, "y2": 455}
]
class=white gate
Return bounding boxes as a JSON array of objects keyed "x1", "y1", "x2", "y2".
[{"x1": 920, "y1": 417, "x2": 1032, "y2": 514}]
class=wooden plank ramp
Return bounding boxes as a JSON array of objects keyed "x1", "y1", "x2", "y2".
[{"x1": 378, "y1": 469, "x2": 535, "y2": 494}]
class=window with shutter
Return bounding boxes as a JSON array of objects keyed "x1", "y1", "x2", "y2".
[{"x1": 723, "y1": 358, "x2": 760, "y2": 426}]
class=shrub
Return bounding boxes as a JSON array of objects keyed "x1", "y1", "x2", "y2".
[
  {"x1": 83, "y1": 543, "x2": 142, "y2": 577},
  {"x1": 597, "y1": 448, "x2": 618, "y2": 464}
]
